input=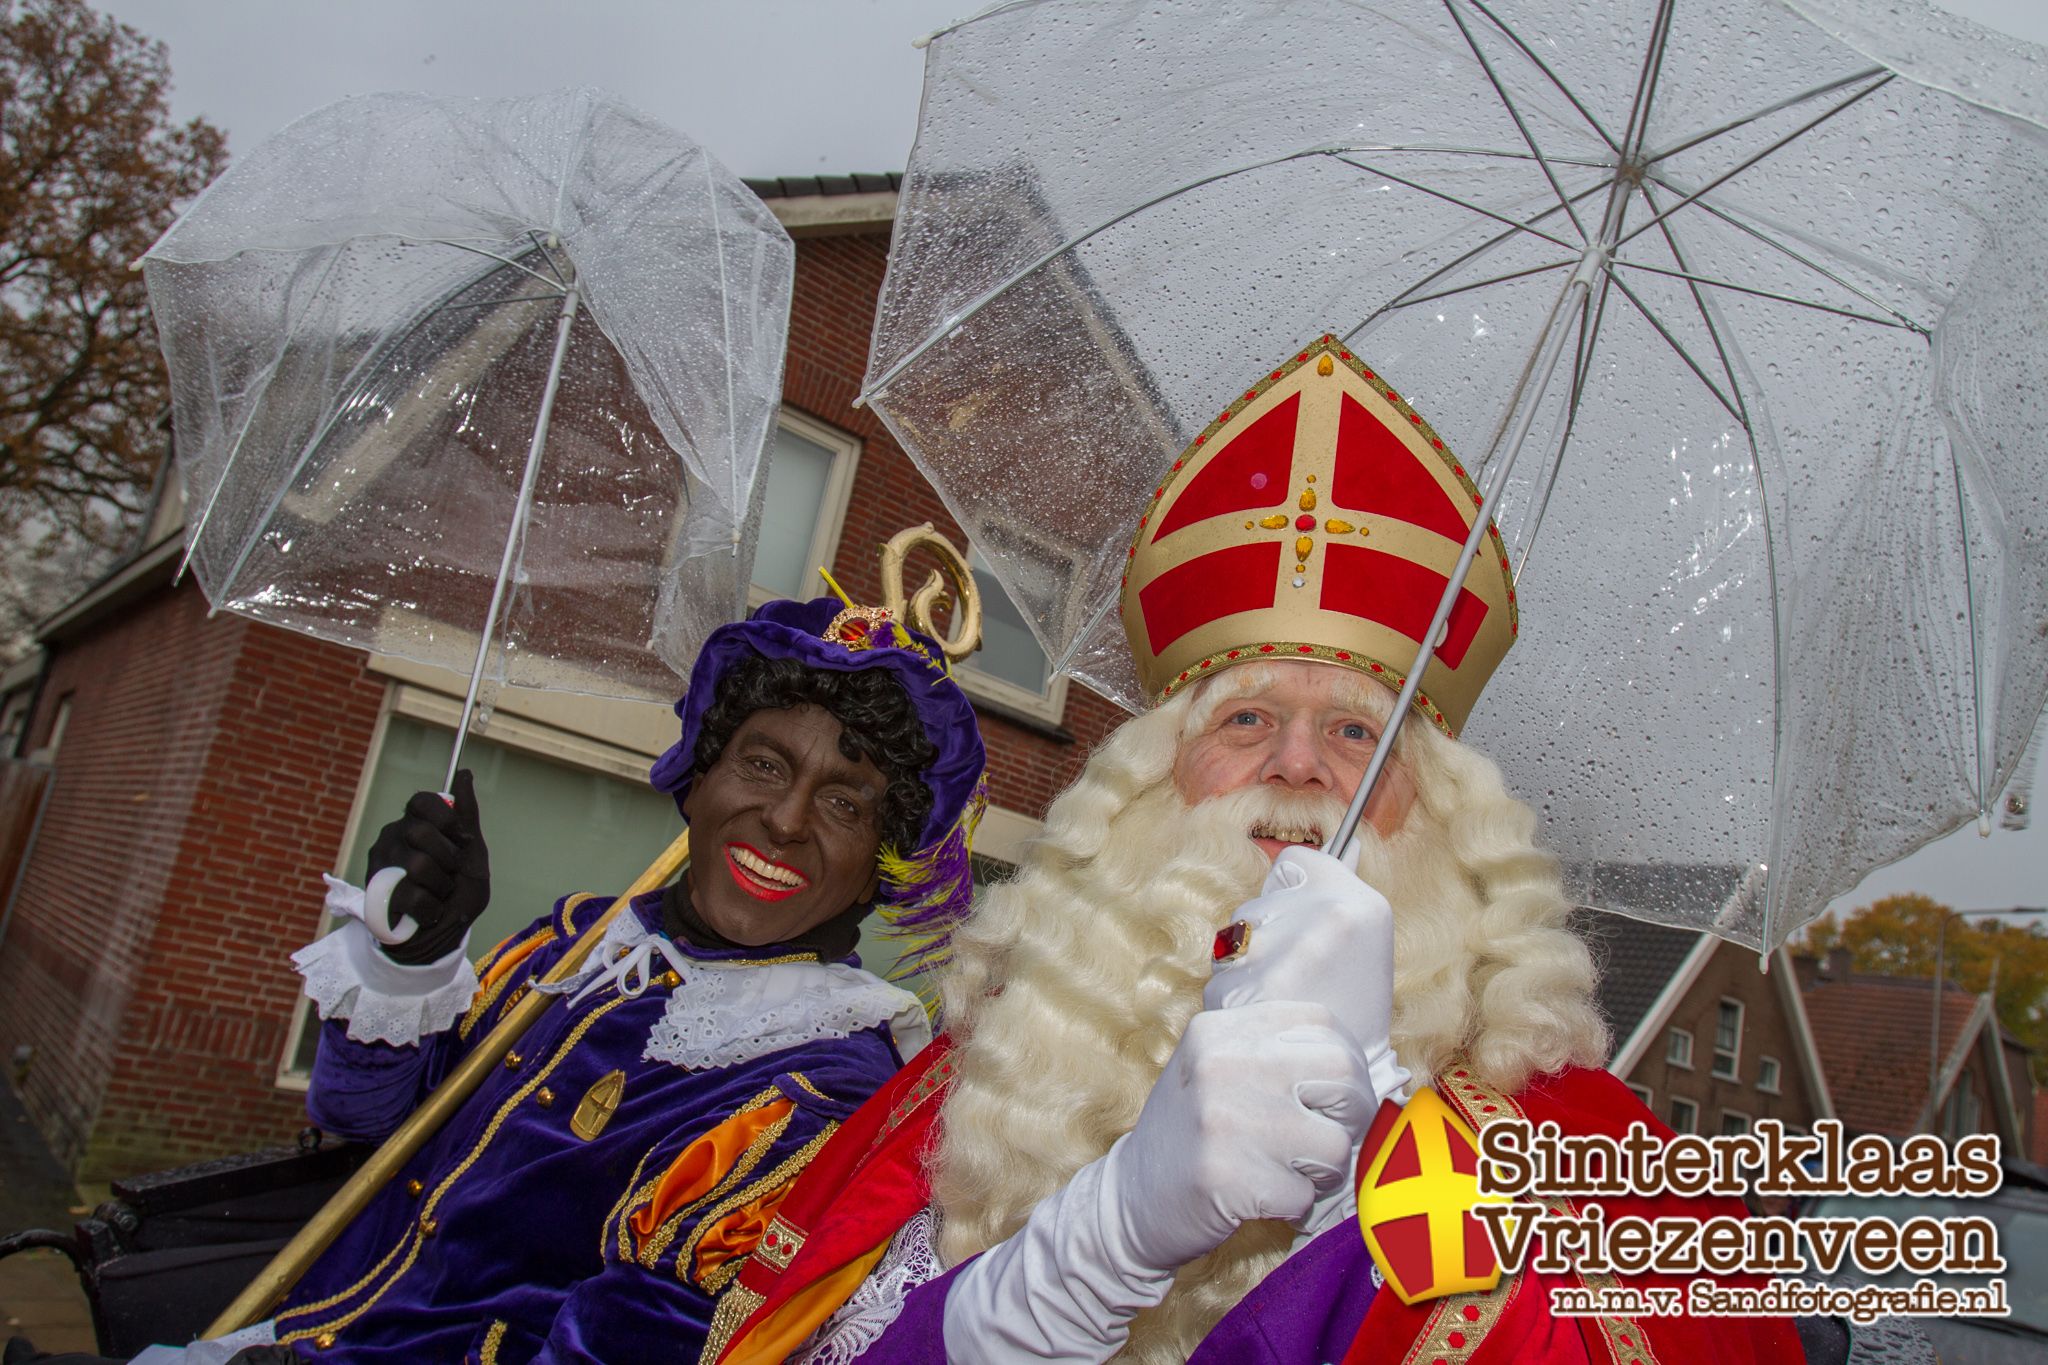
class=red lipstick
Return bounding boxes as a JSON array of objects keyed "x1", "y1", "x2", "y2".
[{"x1": 723, "y1": 842, "x2": 808, "y2": 902}]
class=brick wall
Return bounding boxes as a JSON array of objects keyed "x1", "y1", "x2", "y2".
[
  {"x1": 80, "y1": 614, "x2": 384, "y2": 1179},
  {"x1": 0, "y1": 578, "x2": 386, "y2": 1180}
]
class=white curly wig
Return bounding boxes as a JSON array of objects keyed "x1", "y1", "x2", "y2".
[{"x1": 928, "y1": 662, "x2": 1608, "y2": 1361}]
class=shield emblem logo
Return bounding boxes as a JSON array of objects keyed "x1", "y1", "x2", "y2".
[{"x1": 1355, "y1": 1087, "x2": 1509, "y2": 1304}]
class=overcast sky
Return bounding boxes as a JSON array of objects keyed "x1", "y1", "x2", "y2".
[{"x1": 97, "y1": 0, "x2": 2048, "y2": 928}]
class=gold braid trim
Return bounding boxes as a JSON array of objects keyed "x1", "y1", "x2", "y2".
[
  {"x1": 457, "y1": 930, "x2": 554, "y2": 1041},
  {"x1": 278, "y1": 995, "x2": 632, "y2": 1346},
  {"x1": 1427, "y1": 1057, "x2": 1661, "y2": 1365},
  {"x1": 479, "y1": 1320, "x2": 508, "y2": 1365},
  {"x1": 699, "y1": 1283, "x2": 766, "y2": 1365},
  {"x1": 557, "y1": 891, "x2": 603, "y2": 937},
  {"x1": 678, "y1": 1122, "x2": 840, "y2": 1292},
  {"x1": 783, "y1": 1072, "x2": 832, "y2": 1104},
  {"x1": 605, "y1": 1144, "x2": 663, "y2": 1264},
  {"x1": 639, "y1": 1108, "x2": 796, "y2": 1269},
  {"x1": 272, "y1": 1221, "x2": 412, "y2": 1327},
  {"x1": 1393, "y1": 1057, "x2": 1529, "y2": 1365},
  {"x1": 623, "y1": 1084, "x2": 792, "y2": 1267}
]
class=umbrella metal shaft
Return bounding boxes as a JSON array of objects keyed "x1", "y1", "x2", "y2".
[
  {"x1": 446, "y1": 282, "x2": 581, "y2": 790},
  {"x1": 1325, "y1": 247, "x2": 1605, "y2": 857}
]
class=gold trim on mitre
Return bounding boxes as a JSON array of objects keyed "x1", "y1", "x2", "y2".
[{"x1": 1118, "y1": 335, "x2": 1517, "y2": 736}]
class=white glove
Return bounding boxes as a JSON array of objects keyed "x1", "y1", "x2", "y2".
[
  {"x1": 1205, "y1": 844, "x2": 1409, "y2": 1105},
  {"x1": 942, "y1": 1001, "x2": 1377, "y2": 1363},
  {"x1": 1205, "y1": 844, "x2": 1409, "y2": 1245}
]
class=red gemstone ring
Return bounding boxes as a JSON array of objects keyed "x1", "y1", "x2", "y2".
[{"x1": 1212, "y1": 921, "x2": 1253, "y2": 963}]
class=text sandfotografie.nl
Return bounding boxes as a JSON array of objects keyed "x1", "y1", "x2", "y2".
[{"x1": 1472, "y1": 1118, "x2": 2011, "y2": 1319}]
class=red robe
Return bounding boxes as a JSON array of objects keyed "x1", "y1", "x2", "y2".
[{"x1": 707, "y1": 1041, "x2": 1802, "y2": 1364}]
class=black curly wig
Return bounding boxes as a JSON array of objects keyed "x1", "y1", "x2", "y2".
[{"x1": 690, "y1": 653, "x2": 937, "y2": 854}]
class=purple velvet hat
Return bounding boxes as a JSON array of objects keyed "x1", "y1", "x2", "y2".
[{"x1": 650, "y1": 596, "x2": 988, "y2": 984}]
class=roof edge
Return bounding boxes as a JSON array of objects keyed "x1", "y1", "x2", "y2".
[{"x1": 1610, "y1": 929, "x2": 1717, "y2": 1076}]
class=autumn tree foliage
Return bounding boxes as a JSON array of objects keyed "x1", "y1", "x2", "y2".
[
  {"x1": 1802, "y1": 893, "x2": 2048, "y2": 1078},
  {"x1": 0, "y1": 0, "x2": 225, "y2": 654}
]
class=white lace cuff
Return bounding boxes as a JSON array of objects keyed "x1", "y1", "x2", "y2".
[{"x1": 292, "y1": 875, "x2": 478, "y2": 1046}]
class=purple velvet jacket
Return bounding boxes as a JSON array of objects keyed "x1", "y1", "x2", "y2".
[{"x1": 275, "y1": 892, "x2": 903, "y2": 1365}]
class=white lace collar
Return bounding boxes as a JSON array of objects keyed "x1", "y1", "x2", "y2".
[{"x1": 555, "y1": 907, "x2": 933, "y2": 1072}]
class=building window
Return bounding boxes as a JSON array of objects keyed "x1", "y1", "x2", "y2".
[
  {"x1": 1757, "y1": 1055, "x2": 1782, "y2": 1094},
  {"x1": 1627, "y1": 1083, "x2": 1653, "y2": 1110},
  {"x1": 279, "y1": 701, "x2": 683, "y2": 1083},
  {"x1": 1670, "y1": 1097, "x2": 1698, "y2": 1134},
  {"x1": 1713, "y1": 999, "x2": 1743, "y2": 1079},
  {"x1": 750, "y1": 410, "x2": 860, "y2": 603},
  {"x1": 1666, "y1": 1028, "x2": 1693, "y2": 1069},
  {"x1": 955, "y1": 548, "x2": 1070, "y2": 724},
  {"x1": 1720, "y1": 1110, "x2": 1751, "y2": 1137}
]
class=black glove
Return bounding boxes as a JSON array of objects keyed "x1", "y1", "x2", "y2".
[{"x1": 365, "y1": 767, "x2": 490, "y2": 965}]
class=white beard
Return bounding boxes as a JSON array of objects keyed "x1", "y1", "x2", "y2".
[{"x1": 928, "y1": 691, "x2": 1604, "y2": 1361}]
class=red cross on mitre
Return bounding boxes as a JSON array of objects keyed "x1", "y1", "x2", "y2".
[{"x1": 1119, "y1": 335, "x2": 1517, "y2": 736}]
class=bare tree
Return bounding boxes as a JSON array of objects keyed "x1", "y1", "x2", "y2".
[{"x1": 0, "y1": 0, "x2": 226, "y2": 655}]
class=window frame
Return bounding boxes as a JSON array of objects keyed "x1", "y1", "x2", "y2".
[
  {"x1": 951, "y1": 538, "x2": 1072, "y2": 726},
  {"x1": 1666, "y1": 1027, "x2": 1694, "y2": 1069},
  {"x1": 1627, "y1": 1083, "x2": 1654, "y2": 1110},
  {"x1": 1669, "y1": 1096, "x2": 1699, "y2": 1135},
  {"x1": 1712, "y1": 998, "x2": 1744, "y2": 1080},
  {"x1": 1719, "y1": 1108, "x2": 1751, "y2": 1137},
  {"x1": 1757, "y1": 1054, "x2": 1782, "y2": 1095},
  {"x1": 274, "y1": 680, "x2": 677, "y2": 1089},
  {"x1": 747, "y1": 408, "x2": 862, "y2": 608}
]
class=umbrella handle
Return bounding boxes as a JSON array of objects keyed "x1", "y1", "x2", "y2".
[
  {"x1": 359, "y1": 867, "x2": 417, "y2": 946},
  {"x1": 358, "y1": 789, "x2": 456, "y2": 945}
]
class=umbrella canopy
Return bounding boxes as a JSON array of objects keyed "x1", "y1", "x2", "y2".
[
  {"x1": 860, "y1": 0, "x2": 2048, "y2": 951},
  {"x1": 144, "y1": 88, "x2": 792, "y2": 711}
]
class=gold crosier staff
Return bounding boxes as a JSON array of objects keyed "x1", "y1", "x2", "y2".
[{"x1": 209, "y1": 525, "x2": 983, "y2": 1335}]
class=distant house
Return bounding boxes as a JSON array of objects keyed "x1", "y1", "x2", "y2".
[
  {"x1": 1574, "y1": 910, "x2": 1832, "y2": 1139},
  {"x1": 1796, "y1": 949, "x2": 2034, "y2": 1152}
]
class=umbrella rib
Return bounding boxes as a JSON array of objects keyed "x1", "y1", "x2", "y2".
[
  {"x1": 527, "y1": 230, "x2": 570, "y2": 287},
  {"x1": 1441, "y1": 0, "x2": 1588, "y2": 241},
  {"x1": 1616, "y1": 0, "x2": 1679, "y2": 162},
  {"x1": 178, "y1": 246, "x2": 352, "y2": 579},
  {"x1": 1638, "y1": 182, "x2": 1754, "y2": 426},
  {"x1": 1514, "y1": 277, "x2": 1613, "y2": 586},
  {"x1": 1643, "y1": 66, "x2": 1889, "y2": 168},
  {"x1": 1638, "y1": 194, "x2": 1791, "y2": 949},
  {"x1": 1608, "y1": 257, "x2": 1922, "y2": 332},
  {"x1": 704, "y1": 153, "x2": 744, "y2": 523},
  {"x1": 399, "y1": 237, "x2": 570, "y2": 293},
  {"x1": 1609, "y1": 209, "x2": 1795, "y2": 943},
  {"x1": 1603, "y1": 271, "x2": 1742, "y2": 421},
  {"x1": 1466, "y1": 0, "x2": 1621, "y2": 154},
  {"x1": 1383, "y1": 259, "x2": 1575, "y2": 312},
  {"x1": 1343, "y1": 175, "x2": 1617, "y2": 342},
  {"x1": 1638, "y1": 173, "x2": 1931, "y2": 333},
  {"x1": 422, "y1": 294, "x2": 565, "y2": 313},
  {"x1": 866, "y1": 147, "x2": 1592, "y2": 403},
  {"x1": 1617, "y1": 75, "x2": 1896, "y2": 249},
  {"x1": 1329, "y1": 155, "x2": 1581, "y2": 253}
]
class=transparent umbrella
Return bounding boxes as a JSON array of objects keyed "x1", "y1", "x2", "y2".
[
  {"x1": 143, "y1": 88, "x2": 793, "y2": 788},
  {"x1": 861, "y1": 0, "x2": 2048, "y2": 952}
]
